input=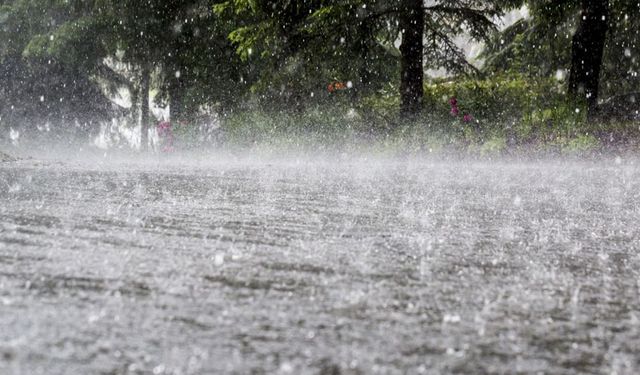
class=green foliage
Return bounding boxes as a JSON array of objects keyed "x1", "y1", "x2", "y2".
[
  {"x1": 479, "y1": 135, "x2": 508, "y2": 155},
  {"x1": 481, "y1": 17, "x2": 573, "y2": 77},
  {"x1": 0, "y1": 0, "x2": 637, "y2": 154},
  {"x1": 0, "y1": 0, "x2": 115, "y2": 128},
  {"x1": 213, "y1": 72, "x2": 590, "y2": 154},
  {"x1": 218, "y1": 0, "x2": 511, "y2": 111},
  {"x1": 222, "y1": 103, "x2": 371, "y2": 149},
  {"x1": 24, "y1": 16, "x2": 107, "y2": 67},
  {"x1": 601, "y1": 0, "x2": 640, "y2": 97},
  {"x1": 484, "y1": 0, "x2": 640, "y2": 99},
  {"x1": 523, "y1": 103, "x2": 585, "y2": 133},
  {"x1": 563, "y1": 134, "x2": 600, "y2": 153},
  {"x1": 422, "y1": 74, "x2": 565, "y2": 124},
  {"x1": 1, "y1": 0, "x2": 251, "y2": 130},
  {"x1": 216, "y1": 0, "x2": 400, "y2": 109}
]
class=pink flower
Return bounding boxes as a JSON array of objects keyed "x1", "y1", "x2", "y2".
[
  {"x1": 156, "y1": 121, "x2": 174, "y2": 152},
  {"x1": 157, "y1": 121, "x2": 171, "y2": 135},
  {"x1": 449, "y1": 97, "x2": 458, "y2": 107},
  {"x1": 450, "y1": 107, "x2": 459, "y2": 116},
  {"x1": 463, "y1": 114, "x2": 473, "y2": 123}
]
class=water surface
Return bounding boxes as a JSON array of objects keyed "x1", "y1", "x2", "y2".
[{"x1": 1, "y1": 156, "x2": 639, "y2": 374}]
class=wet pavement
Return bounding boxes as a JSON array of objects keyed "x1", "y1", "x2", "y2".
[{"x1": 1, "y1": 155, "x2": 639, "y2": 374}]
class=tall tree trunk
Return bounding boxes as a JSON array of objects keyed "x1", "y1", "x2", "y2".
[
  {"x1": 169, "y1": 73, "x2": 184, "y2": 125},
  {"x1": 568, "y1": 0, "x2": 609, "y2": 118},
  {"x1": 399, "y1": 0, "x2": 424, "y2": 117},
  {"x1": 356, "y1": 21, "x2": 373, "y2": 98},
  {"x1": 130, "y1": 82, "x2": 139, "y2": 129},
  {"x1": 140, "y1": 65, "x2": 150, "y2": 151}
]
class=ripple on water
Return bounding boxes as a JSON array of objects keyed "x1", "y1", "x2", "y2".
[{"x1": 1, "y1": 160, "x2": 640, "y2": 374}]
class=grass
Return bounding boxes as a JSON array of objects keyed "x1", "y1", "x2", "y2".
[
  {"x1": 209, "y1": 99, "x2": 639, "y2": 158},
  {"x1": 204, "y1": 74, "x2": 640, "y2": 157}
]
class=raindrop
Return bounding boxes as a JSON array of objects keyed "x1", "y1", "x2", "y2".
[
  {"x1": 214, "y1": 253, "x2": 224, "y2": 266},
  {"x1": 279, "y1": 362, "x2": 294, "y2": 373},
  {"x1": 513, "y1": 195, "x2": 522, "y2": 206},
  {"x1": 443, "y1": 314, "x2": 461, "y2": 323},
  {"x1": 7, "y1": 181, "x2": 22, "y2": 193}
]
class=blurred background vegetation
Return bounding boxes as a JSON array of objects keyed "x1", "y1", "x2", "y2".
[{"x1": 0, "y1": 0, "x2": 638, "y2": 154}]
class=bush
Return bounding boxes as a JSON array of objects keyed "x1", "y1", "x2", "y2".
[
  {"x1": 215, "y1": 73, "x2": 633, "y2": 155},
  {"x1": 423, "y1": 74, "x2": 565, "y2": 123}
]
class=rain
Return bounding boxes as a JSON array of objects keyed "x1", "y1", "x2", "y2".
[{"x1": 1, "y1": 1, "x2": 640, "y2": 374}]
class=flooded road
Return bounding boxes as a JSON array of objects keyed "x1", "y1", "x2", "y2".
[{"x1": 1, "y1": 156, "x2": 640, "y2": 374}]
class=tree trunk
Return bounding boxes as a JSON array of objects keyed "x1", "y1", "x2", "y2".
[
  {"x1": 130, "y1": 81, "x2": 139, "y2": 129},
  {"x1": 568, "y1": 0, "x2": 609, "y2": 118},
  {"x1": 356, "y1": 21, "x2": 373, "y2": 98},
  {"x1": 140, "y1": 65, "x2": 150, "y2": 151},
  {"x1": 399, "y1": 0, "x2": 424, "y2": 117},
  {"x1": 169, "y1": 74, "x2": 184, "y2": 125}
]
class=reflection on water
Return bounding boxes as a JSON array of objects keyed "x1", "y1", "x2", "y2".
[{"x1": 1, "y1": 157, "x2": 639, "y2": 374}]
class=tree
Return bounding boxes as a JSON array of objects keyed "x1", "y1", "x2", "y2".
[
  {"x1": 568, "y1": 0, "x2": 609, "y2": 117},
  {"x1": 481, "y1": 2, "x2": 576, "y2": 77},
  {"x1": 399, "y1": 0, "x2": 424, "y2": 116},
  {"x1": 140, "y1": 65, "x2": 151, "y2": 149},
  {"x1": 108, "y1": 0, "x2": 249, "y2": 126},
  {"x1": 1, "y1": 0, "x2": 249, "y2": 149},
  {"x1": 483, "y1": 0, "x2": 639, "y2": 119},
  {"x1": 600, "y1": 0, "x2": 640, "y2": 99},
  {"x1": 0, "y1": 0, "x2": 116, "y2": 133},
  {"x1": 219, "y1": 0, "x2": 503, "y2": 117},
  {"x1": 215, "y1": 0, "x2": 388, "y2": 110}
]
